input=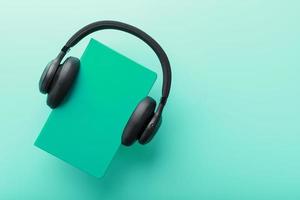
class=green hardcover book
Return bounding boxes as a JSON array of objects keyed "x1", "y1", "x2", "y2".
[{"x1": 35, "y1": 38, "x2": 157, "y2": 178}]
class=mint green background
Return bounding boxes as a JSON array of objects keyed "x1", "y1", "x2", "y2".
[{"x1": 0, "y1": 0, "x2": 300, "y2": 199}]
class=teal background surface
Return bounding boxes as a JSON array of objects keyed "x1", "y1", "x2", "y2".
[{"x1": 0, "y1": 0, "x2": 300, "y2": 199}]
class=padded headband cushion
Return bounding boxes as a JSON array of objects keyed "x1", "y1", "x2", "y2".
[
  {"x1": 47, "y1": 57, "x2": 80, "y2": 108},
  {"x1": 61, "y1": 20, "x2": 171, "y2": 101}
]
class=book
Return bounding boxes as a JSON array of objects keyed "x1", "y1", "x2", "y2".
[{"x1": 35, "y1": 38, "x2": 157, "y2": 177}]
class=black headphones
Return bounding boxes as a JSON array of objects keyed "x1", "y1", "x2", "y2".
[{"x1": 39, "y1": 20, "x2": 172, "y2": 146}]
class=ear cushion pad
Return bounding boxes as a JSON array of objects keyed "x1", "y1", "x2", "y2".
[
  {"x1": 122, "y1": 97, "x2": 156, "y2": 146},
  {"x1": 47, "y1": 57, "x2": 80, "y2": 108},
  {"x1": 39, "y1": 59, "x2": 59, "y2": 94}
]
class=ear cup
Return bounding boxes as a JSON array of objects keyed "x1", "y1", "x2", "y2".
[
  {"x1": 139, "y1": 114, "x2": 162, "y2": 144},
  {"x1": 47, "y1": 57, "x2": 80, "y2": 108},
  {"x1": 39, "y1": 59, "x2": 60, "y2": 94},
  {"x1": 122, "y1": 97, "x2": 156, "y2": 146}
]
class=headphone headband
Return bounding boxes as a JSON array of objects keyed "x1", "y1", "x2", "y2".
[{"x1": 58, "y1": 20, "x2": 171, "y2": 108}]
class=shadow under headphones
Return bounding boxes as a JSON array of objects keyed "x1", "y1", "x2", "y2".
[{"x1": 39, "y1": 20, "x2": 172, "y2": 146}]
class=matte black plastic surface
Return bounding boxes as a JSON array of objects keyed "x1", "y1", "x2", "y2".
[
  {"x1": 39, "y1": 59, "x2": 59, "y2": 94},
  {"x1": 139, "y1": 113, "x2": 162, "y2": 144},
  {"x1": 47, "y1": 57, "x2": 80, "y2": 108},
  {"x1": 61, "y1": 20, "x2": 171, "y2": 104},
  {"x1": 122, "y1": 97, "x2": 156, "y2": 146}
]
